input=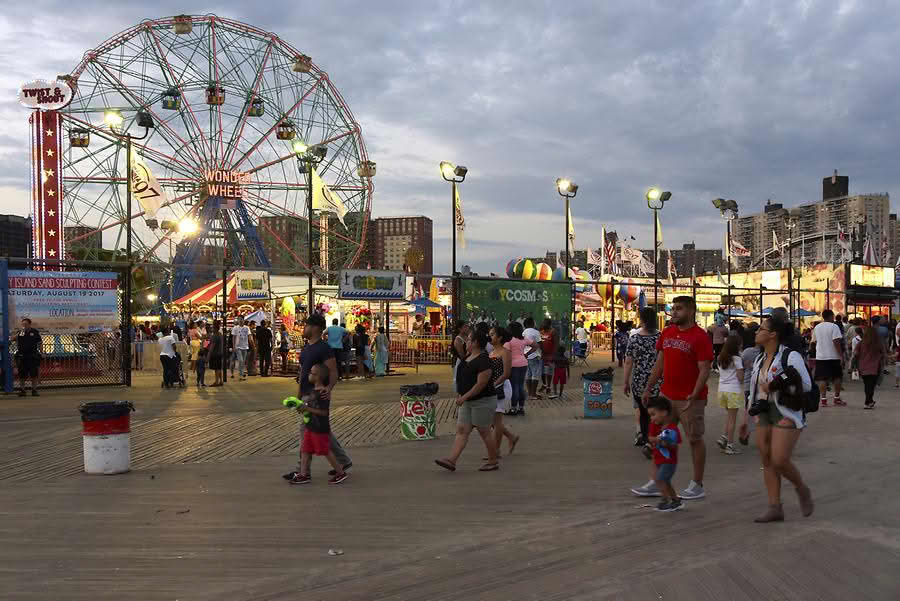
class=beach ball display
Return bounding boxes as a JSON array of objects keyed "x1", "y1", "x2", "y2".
[
  {"x1": 519, "y1": 259, "x2": 536, "y2": 280},
  {"x1": 534, "y1": 263, "x2": 553, "y2": 280},
  {"x1": 573, "y1": 269, "x2": 589, "y2": 292},
  {"x1": 618, "y1": 279, "x2": 640, "y2": 306},
  {"x1": 551, "y1": 266, "x2": 566, "y2": 281},
  {"x1": 594, "y1": 281, "x2": 615, "y2": 302},
  {"x1": 506, "y1": 258, "x2": 520, "y2": 279}
]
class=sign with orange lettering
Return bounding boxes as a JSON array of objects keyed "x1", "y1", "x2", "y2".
[{"x1": 206, "y1": 169, "x2": 250, "y2": 199}]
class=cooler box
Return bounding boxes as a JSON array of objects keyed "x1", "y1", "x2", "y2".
[{"x1": 583, "y1": 377, "x2": 613, "y2": 419}]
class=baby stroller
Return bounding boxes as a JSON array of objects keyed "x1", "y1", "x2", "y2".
[{"x1": 161, "y1": 351, "x2": 187, "y2": 388}]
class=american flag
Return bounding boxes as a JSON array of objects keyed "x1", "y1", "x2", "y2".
[{"x1": 605, "y1": 239, "x2": 619, "y2": 275}]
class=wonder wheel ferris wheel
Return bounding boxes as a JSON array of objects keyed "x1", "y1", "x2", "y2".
[{"x1": 56, "y1": 14, "x2": 375, "y2": 301}]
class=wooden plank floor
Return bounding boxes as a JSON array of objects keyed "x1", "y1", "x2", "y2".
[
  {"x1": 2, "y1": 369, "x2": 898, "y2": 600},
  {"x1": 0, "y1": 389, "x2": 581, "y2": 482}
]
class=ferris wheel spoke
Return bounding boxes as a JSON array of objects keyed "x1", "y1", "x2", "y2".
[
  {"x1": 230, "y1": 75, "x2": 325, "y2": 171},
  {"x1": 143, "y1": 26, "x2": 215, "y2": 169},
  {"x1": 255, "y1": 216, "x2": 310, "y2": 270},
  {"x1": 62, "y1": 113, "x2": 199, "y2": 180},
  {"x1": 87, "y1": 58, "x2": 207, "y2": 172},
  {"x1": 222, "y1": 38, "x2": 274, "y2": 167},
  {"x1": 207, "y1": 17, "x2": 227, "y2": 166}
]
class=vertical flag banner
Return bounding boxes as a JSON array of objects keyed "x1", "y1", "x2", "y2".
[
  {"x1": 311, "y1": 165, "x2": 348, "y2": 228},
  {"x1": 772, "y1": 230, "x2": 779, "y2": 252},
  {"x1": 454, "y1": 184, "x2": 466, "y2": 249},
  {"x1": 130, "y1": 148, "x2": 166, "y2": 219},
  {"x1": 567, "y1": 206, "x2": 575, "y2": 247},
  {"x1": 667, "y1": 248, "x2": 677, "y2": 282},
  {"x1": 31, "y1": 110, "x2": 64, "y2": 261},
  {"x1": 600, "y1": 227, "x2": 607, "y2": 276}
]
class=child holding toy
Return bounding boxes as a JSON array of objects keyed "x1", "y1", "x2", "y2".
[
  {"x1": 647, "y1": 396, "x2": 683, "y2": 512},
  {"x1": 289, "y1": 363, "x2": 348, "y2": 485}
]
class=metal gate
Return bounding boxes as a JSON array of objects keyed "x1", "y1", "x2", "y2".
[{"x1": 2, "y1": 259, "x2": 128, "y2": 392}]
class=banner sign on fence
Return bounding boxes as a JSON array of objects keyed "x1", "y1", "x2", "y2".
[
  {"x1": 7, "y1": 270, "x2": 119, "y2": 333},
  {"x1": 459, "y1": 279, "x2": 571, "y2": 344},
  {"x1": 339, "y1": 270, "x2": 407, "y2": 300},
  {"x1": 235, "y1": 270, "x2": 269, "y2": 300}
]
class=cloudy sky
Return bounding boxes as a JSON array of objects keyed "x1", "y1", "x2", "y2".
[{"x1": 2, "y1": 1, "x2": 898, "y2": 274}]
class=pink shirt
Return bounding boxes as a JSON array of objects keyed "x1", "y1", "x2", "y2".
[{"x1": 504, "y1": 338, "x2": 528, "y2": 368}]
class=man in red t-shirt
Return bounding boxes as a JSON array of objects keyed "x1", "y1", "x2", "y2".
[{"x1": 640, "y1": 296, "x2": 713, "y2": 501}]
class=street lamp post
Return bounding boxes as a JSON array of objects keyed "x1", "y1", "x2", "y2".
[
  {"x1": 296, "y1": 141, "x2": 327, "y2": 315},
  {"x1": 712, "y1": 198, "x2": 739, "y2": 321},
  {"x1": 646, "y1": 188, "x2": 672, "y2": 310},
  {"x1": 440, "y1": 161, "x2": 468, "y2": 324},
  {"x1": 556, "y1": 178, "x2": 578, "y2": 341},
  {"x1": 105, "y1": 109, "x2": 153, "y2": 387}
]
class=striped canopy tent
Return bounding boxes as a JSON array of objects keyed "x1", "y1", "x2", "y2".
[{"x1": 170, "y1": 274, "x2": 239, "y2": 307}]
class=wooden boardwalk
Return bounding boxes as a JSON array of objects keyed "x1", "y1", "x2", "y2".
[{"x1": 2, "y1": 363, "x2": 899, "y2": 600}]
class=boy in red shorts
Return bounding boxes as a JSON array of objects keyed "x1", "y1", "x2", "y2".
[
  {"x1": 550, "y1": 344, "x2": 570, "y2": 399},
  {"x1": 290, "y1": 364, "x2": 348, "y2": 485}
]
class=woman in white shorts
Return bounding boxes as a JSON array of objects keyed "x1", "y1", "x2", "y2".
[{"x1": 488, "y1": 325, "x2": 520, "y2": 458}]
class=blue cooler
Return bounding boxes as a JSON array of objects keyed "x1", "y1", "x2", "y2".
[{"x1": 583, "y1": 377, "x2": 613, "y2": 419}]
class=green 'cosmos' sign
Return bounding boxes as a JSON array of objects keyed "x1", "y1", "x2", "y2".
[{"x1": 459, "y1": 279, "x2": 571, "y2": 345}]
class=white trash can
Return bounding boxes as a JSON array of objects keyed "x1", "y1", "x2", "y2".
[{"x1": 79, "y1": 401, "x2": 134, "y2": 474}]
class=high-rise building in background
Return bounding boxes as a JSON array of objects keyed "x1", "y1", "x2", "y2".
[
  {"x1": 370, "y1": 216, "x2": 433, "y2": 273},
  {"x1": 64, "y1": 225, "x2": 103, "y2": 254},
  {"x1": 731, "y1": 172, "x2": 893, "y2": 268},
  {"x1": 0, "y1": 214, "x2": 31, "y2": 258},
  {"x1": 639, "y1": 243, "x2": 723, "y2": 276},
  {"x1": 259, "y1": 215, "x2": 307, "y2": 272}
]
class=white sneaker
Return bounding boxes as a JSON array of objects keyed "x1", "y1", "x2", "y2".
[
  {"x1": 724, "y1": 443, "x2": 742, "y2": 455},
  {"x1": 630, "y1": 480, "x2": 661, "y2": 497},
  {"x1": 716, "y1": 434, "x2": 728, "y2": 450},
  {"x1": 680, "y1": 480, "x2": 706, "y2": 500}
]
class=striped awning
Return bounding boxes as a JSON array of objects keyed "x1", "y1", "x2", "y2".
[{"x1": 172, "y1": 274, "x2": 238, "y2": 306}]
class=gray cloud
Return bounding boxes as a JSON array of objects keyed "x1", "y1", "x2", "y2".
[{"x1": 3, "y1": 0, "x2": 898, "y2": 273}]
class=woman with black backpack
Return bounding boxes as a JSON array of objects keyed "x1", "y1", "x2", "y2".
[{"x1": 748, "y1": 314, "x2": 814, "y2": 523}]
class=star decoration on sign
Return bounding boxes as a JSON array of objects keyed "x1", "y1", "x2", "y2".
[
  {"x1": 46, "y1": 149, "x2": 54, "y2": 157},
  {"x1": 45, "y1": 169, "x2": 54, "y2": 178},
  {"x1": 48, "y1": 229, "x2": 56, "y2": 237},
  {"x1": 48, "y1": 189, "x2": 55, "y2": 197},
  {"x1": 48, "y1": 210, "x2": 55, "y2": 216},
  {"x1": 48, "y1": 249, "x2": 56, "y2": 257},
  {"x1": 46, "y1": 129, "x2": 53, "y2": 137}
]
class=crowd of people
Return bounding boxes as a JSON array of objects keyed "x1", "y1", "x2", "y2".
[{"x1": 622, "y1": 299, "x2": 897, "y2": 516}]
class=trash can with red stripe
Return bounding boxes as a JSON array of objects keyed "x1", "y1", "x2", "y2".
[{"x1": 78, "y1": 401, "x2": 135, "y2": 474}]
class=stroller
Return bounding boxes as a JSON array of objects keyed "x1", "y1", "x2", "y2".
[{"x1": 161, "y1": 351, "x2": 187, "y2": 388}]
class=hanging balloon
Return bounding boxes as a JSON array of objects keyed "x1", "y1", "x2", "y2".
[
  {"x1": 506, "y1": 258, "x2": 520, "y2": 279},
  {"x1": 520, "y1": 259, "x2": 536, "y2": 280},
  {"x1": 618, "y1": 278, "x2": 640, "y2": 306},
  {"x1": 551, "y1": 266, "x2": 567, "y2": 281},
  {"x1": 535, "y1": 263, "x2": 553, "y2": 280},
  {"x1": 594, "y1": 281, "x2": 615, "y2": 302}
]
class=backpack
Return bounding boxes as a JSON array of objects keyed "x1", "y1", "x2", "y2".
[
  {"x1": 754, "y1": 349, "x2": 819, "y2": 415},
  {"x1": 779, "y1": 349, "x2": 819, "y2": 414}
]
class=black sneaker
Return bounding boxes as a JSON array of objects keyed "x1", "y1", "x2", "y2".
[
  {"x1": 328, "y1": 472, "x2": 348, "y2": 484},
  {"x1": 282, "y1": 470, "x2": 299, "y2": 481},
  {"x1": 634, "y1": 433, "x2": 647, "y2": 447},
  {"x1": 328, "y1": 462, "x2": 352, "y2": 476},
  {"x1": 288, "y1": 473, "x2": 311, "y2": 485},
  {"x1": 656, "y1": 499, "x2": 684, "y2": 512}
]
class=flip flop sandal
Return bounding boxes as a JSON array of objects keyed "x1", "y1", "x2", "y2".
[
  {"x1": 478, "y1": 463, "x2": 500, "y2": 471},
  {"x1": 434, "y1": 459, "x2": 456, "y2": 472}
]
